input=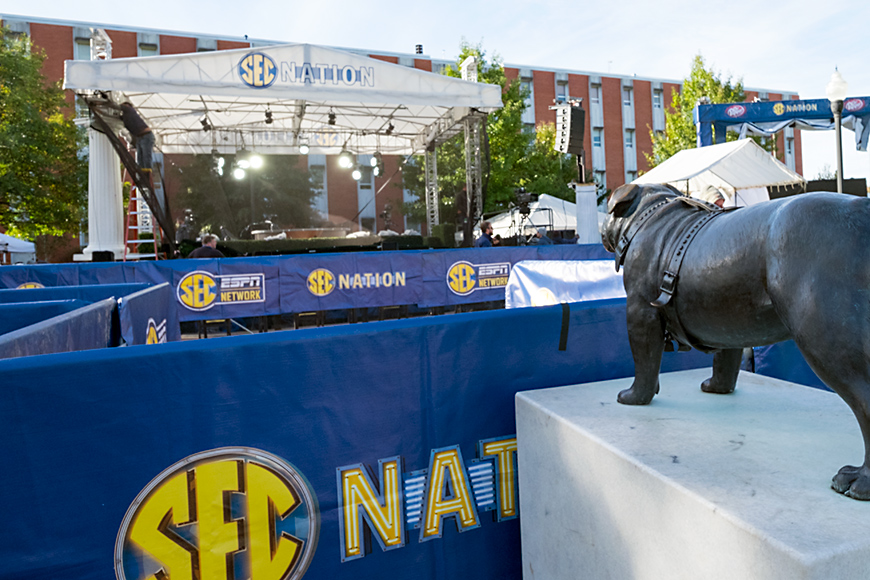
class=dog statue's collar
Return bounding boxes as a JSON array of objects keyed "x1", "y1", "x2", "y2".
[{"x1": 614, "y1": 199, "x2": 672, "y2": 271}]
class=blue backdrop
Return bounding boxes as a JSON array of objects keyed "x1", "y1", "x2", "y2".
[
  {"x1": 0, "y1": 298, "x2": 712, "y2": 580},
  {"x1": 0, "y1": 246, "x2": 612, "y2": 321}
]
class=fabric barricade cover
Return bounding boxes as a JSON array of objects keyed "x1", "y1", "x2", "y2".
[
  {"x1": 0, "y1": 298, "x2": 712, "y2": 579},
  {"x1": 505, "y1": 260, "x2": 625, "y2": 308},
  {"x1": 0, "y1": 297, "x2": 116, "y2": 360},
  {"x1": 118, "y1": 282, "x2": 181, "y2": 345},
  {"x1": 0, "y1": 299, "x2": 90, "y2": 335}
]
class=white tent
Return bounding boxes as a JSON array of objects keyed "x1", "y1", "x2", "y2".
[
  {"x1": 0, "y1": 232, "x2": 36, "y2": 264},
  {"x1": 485, "y1": 194, "x2": 580, "y2": 238},
  {"x1": 64, "y1": 43, "x2": 503, "y2": 155},
  {"x1": 632, "y1": 139, "x2": 805, "y2": 207}
]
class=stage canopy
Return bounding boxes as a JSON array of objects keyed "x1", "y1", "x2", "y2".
[
  {"x1": 63, "y1": 43, "x2": 503, "y2": 155},
  {"x1": 632, "y1": 139, "x2": 805, "y2": 200},
  {"x1": 0, "y1": 232, "x2": 35, "y2": 254}
]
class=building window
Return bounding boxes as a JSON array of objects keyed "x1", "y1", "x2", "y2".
[
  {"x1": 593, "y1": 129, "x2": 603, "y2": 148},
  {"x1": 653, "y1": 89, "x2": 663, "y2": 109},
  {"x1": 74, "y1": 39, "x2": 91, "y2": 61},
  {"x1": 625, "y1": 129, "x2": 634, "y2": 148},
  {"x1": 622, "y1": 87, "x2": 632, "y2": 107},
  {"x1": 359, "y1": 165, "x2": 373, "y2": 190},
  {"x1": 556, "y1": 81, "x2": 568, "y2": 103},
  {"x1": 591, "y1": 84, "x2": 601, "y2": 105},
  {"x1": 138, "y1": 43, "x2": 158, "y2": 57},
  {"x1": 594, "y1": 170, "x2": 606, "y2": 190},
  {"x1": 626, "y1": 170, "x2": 637, "y2": 182},
  {"x1": 786, "y1": 138, "x2": 794, "y2": 156}
]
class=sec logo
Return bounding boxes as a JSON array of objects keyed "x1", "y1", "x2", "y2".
[
  {"x1": 307, "y1": 268, "x2": 335, "y2": 296},
  {"x1": 177, "y1": 271, "x2": 218, "y2": 311},
  {"x1": 447, "y1": 261, "x2": 477, "y2": 296},
  {"x1": 116, "y1": 447, "x2": 320, "y2": 580},
  {"x1": 773, "y1": 103, "x2": 785, "y2": 116},
  {"x1": 16, "y1": 282, "x2": 44, "y2": 289},
  {"x1": 239, "y1": 52, "x2": 277, "y2": 89}
]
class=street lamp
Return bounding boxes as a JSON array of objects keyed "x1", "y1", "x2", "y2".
[{"x1": 826, "y1": 69, "x2": 848, "y2": 194}]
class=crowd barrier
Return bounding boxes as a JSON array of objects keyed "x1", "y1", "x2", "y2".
[
  {"x1": 0, "y1": 298, "x2": 713, "y2": 580},
  {"x1": 0, "y1": 282, "x2": 180, "y2": 358},
  {"x1": 0, "y1": 245, "x2": 612, "y2": 322}
]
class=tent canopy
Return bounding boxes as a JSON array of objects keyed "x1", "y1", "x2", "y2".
[
  {"x1": 64, "y1": 43, "x2": 503, "y2": 155},
  {"x1": 632, "y1": 138, "x2": 805, "y2": 197},
  {"x1": 0, "y1": 232, "x2": 35, "y2": 253}
]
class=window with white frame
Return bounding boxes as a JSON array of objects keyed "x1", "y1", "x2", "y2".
[
  {"x1": 622, "y1": 87, "x2": 632, "y2": 107},
  {"x1": 556, "y1": 81, "x2": 568, "y2": 102},
  {"x1": 593, "y1": 129, "x2": 603, "y2": 148},
  {"x1": 591, "y1": 84, "x2": 601, "y2": 104},
  {"x1": 653, "y1": 89, "x2": 663, "y2": 109},
  {"x1": 625, "y1": 129, "x2": 634, "y2": 148}
]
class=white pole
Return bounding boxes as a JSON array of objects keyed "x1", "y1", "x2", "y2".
[{"x1": 78, "y1": 128, "x2": 125, "y2": 260}]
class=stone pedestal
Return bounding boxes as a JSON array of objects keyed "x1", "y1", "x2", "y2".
[
  {"x1": 516, "y1": 369, "x2": 870, "y2": 580},
  {"x1": 76, "y1": 128, "x2": 124, "y2": 261}
]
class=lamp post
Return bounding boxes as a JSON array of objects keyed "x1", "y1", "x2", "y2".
[{"x1": 826, "y1": 69, "x2": 848, "y2": 194}]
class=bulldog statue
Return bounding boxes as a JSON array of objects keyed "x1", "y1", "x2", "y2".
[{"x1": 602, "y1": 182, "x2": 870, "y2": 500}]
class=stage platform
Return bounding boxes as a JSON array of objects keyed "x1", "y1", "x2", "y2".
[{"x1": 516, "y1": 369, "x2": 870, "y2": 580}]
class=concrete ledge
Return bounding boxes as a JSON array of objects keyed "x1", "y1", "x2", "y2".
[{"x1": 516, "y1": 369, "x2": 870, "y2": 580}]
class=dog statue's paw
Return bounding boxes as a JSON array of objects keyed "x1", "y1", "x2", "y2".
[
  {"x1": 617, "y1": 382, "x2": 656, "y2": 405},
  {"x1": 832, "y1": 465, "x2": 870, "y2": 500},
  {"x1": 700, "y1": 377, "x2": 735, "y2": 394}
]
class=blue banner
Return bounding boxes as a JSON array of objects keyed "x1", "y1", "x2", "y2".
[
  {"x1": 0, "y1": 246, "x2": 612, "y2": 321},
  {"x1": 0, "y1": 298, "x2": 711, "y2": 579},
  {"x1": 0, "y1": 299, "x2": 89, "y2": 335},
  {"x1": 118, "y1": 283, "x2": 181, "y2": 345}
]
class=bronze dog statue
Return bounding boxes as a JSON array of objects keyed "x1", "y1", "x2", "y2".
[{"x1": 602, "y1": 182, "x2": 870, "y2": 500}]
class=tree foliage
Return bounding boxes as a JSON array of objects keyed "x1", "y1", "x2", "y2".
[
  {"x1": 402, "y1": 42, "x2": 578, "y2": 229},
  {"x1": 647, "y1": 55, "x2": 745, "y2": 168},
  {"x1": 173, "y1": 153, "x2": 322, "y2": 237},
  {"x1": 0, "y1": 28, "x2": 87, "y2": 239}
]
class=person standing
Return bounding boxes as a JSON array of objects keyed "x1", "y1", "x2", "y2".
[
  {"x1": 475, "y1": 221, "x2": 494, "y2": 248},
  {"x1": 187, "y1": 234, "x2": 225, "y2": 258},
  {"x1": 119, "y1": 101, "x2": 155, "y2": 171}
]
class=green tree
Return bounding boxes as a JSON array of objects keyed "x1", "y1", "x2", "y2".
[
  {"x1": 402, "y1": 42, "x2": 532, "y2": 226},
  {"x1": 0, "y1": 28, "x2": 88, "y2": 239},
  {"x1": 647, "y1": 54, "x2": 745, "y2": 168},
  {"x1": 174, "y1": 153, "x2": 322, "y2": 237},
  {"x1": 520, "y1": 122, "x2": 579, "y2": 199}
]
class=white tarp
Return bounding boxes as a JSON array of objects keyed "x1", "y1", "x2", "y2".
[
  {"x1": 632, "y1": 139, "x2": 805, "y2": 205},
  {"x1": 484, "y1": 194, "x2": 584, "y2": 239},
  {"x1": 505, "y1": 260, "x2": 625, "y2": 308},
  {"x1": 64, "y1": 43, "x2": 503, "y2": 155},
  {"x1": 0, "y1": 232, "x2": 35, "y2": 253}
]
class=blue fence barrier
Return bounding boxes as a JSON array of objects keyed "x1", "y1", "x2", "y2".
[
  {"x1": 0, "y1": 299, "x2": 89, "y2": 335},
  {"x1": 118, "y1": 283, "x2": 181, "y2": 345},
  {"x1": 0, "y1": 298, "x2": 711, "y2": 580},
  {"x1": 0, "y1": 245, "x2": 612, "y2": 321}
]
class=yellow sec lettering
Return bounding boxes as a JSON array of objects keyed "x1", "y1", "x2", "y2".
[
  {"x1": 338, "y1": 458, "x2": 405, "y2": 561},
  {"x1": 195, "y1": 460, "x2": 244, "y2": 579},
  {"x1": 247, "y1": 461, "x2": 303, "y2": 580},
  {"x1": 481, "y1": 437, "x2": 519, "y2": 520},
  {"x1": 128, "y1": 471, "x2": 196, "y2": 580}
]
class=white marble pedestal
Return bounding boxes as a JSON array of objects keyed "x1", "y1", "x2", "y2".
[{"x1": 516, "y1": 369, "x2": 870, "y2": 580}]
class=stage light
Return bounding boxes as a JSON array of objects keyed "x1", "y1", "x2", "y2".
[
  {"x1": 385, "y1": 122, "x2": 394, "y2": 135},
  {"x1": 249, "y1": 154, "x2": 263, "y2": 169},
  {"x1": 200, "y1": 117, "x2": 212, "y2": 132},
  {"x1": 299, "y1": 143, "x2": 310, "y2": 154},
  {"x1": 233, "y1": 167, "x2": 246, "y2": 180},
  {"x1": 265, "y1": 108, "x2": 273, "y2": 124},
  {"x1": 338, "y1": 149, "x2": 354, "y2": 168},
  {"x1": 328, "y1": 110, "x2": 336, "y2": 125},
  {"x1": 371, "y1": 152, "x2": 383, "y2": 177},
  {"x1": 215, "y1": 156, "x2": 225, "y2": 176},
  {"x1": 373, "y1": 164, "x2": 381, "y2": 177},
  {"x1": 238, "y1": 158, "x2": 250, "y2": 169},
  {"x1": 352, "y1": 166, "x2": 362, "y2": 181}
]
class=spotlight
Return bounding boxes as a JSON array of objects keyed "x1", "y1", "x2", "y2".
[
  {"x1": 215, "y1": 156, "x2": 225, "y2": 176},
  {"x1": 373, "y1": 164, "x2": 381, "y2": 177},
  {"x1": 265, "y1": 108, "x2": 273, "y2": 124},
  {"x1": 328, "y1": 110, "x2": 336, "y2": 125},
  {"x1": 249, "y1": 154, "x2": 263, "y2": 169},
  {"x1": 238, "y1": 158, "x2": 251, "y2": 169},
  {"x1": 200, "y1": 117, "x2": 212, "y2": 132},
  {"x1": 299, "y1": 143, "x2": 310, "y2": 155},
  {"x1": 385, "y1": 122, "x2": 394, "y2": 135},
  {"x1": 233, "y1": 167, "x2": 246, "y2": 180},
  {"x1": 338, "y1": 150, "x2": 354, "y2": 169},
  {"x1": 352, "y1": 166, "x2": 362, "y2": 181}
]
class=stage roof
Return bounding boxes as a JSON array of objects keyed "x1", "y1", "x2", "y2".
[{"x1": 64, "y1": 43, "x2": 502, "y2": 156}]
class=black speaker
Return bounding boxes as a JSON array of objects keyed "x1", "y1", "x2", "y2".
[
  {"x1": 554, "y1": 104, "x2": 586, "y2": 156},
  {"x1": 92, "y1": 250, "x2": 114, "y2": 262}
]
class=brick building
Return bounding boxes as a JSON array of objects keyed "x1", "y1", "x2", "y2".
[{"x1": 1, "y1": 14, "x2": 803, "y2": 238}]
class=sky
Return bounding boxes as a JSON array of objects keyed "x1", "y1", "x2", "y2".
[{"x1": 5, "y1": 0, "x2": 870, "y2": 186}]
